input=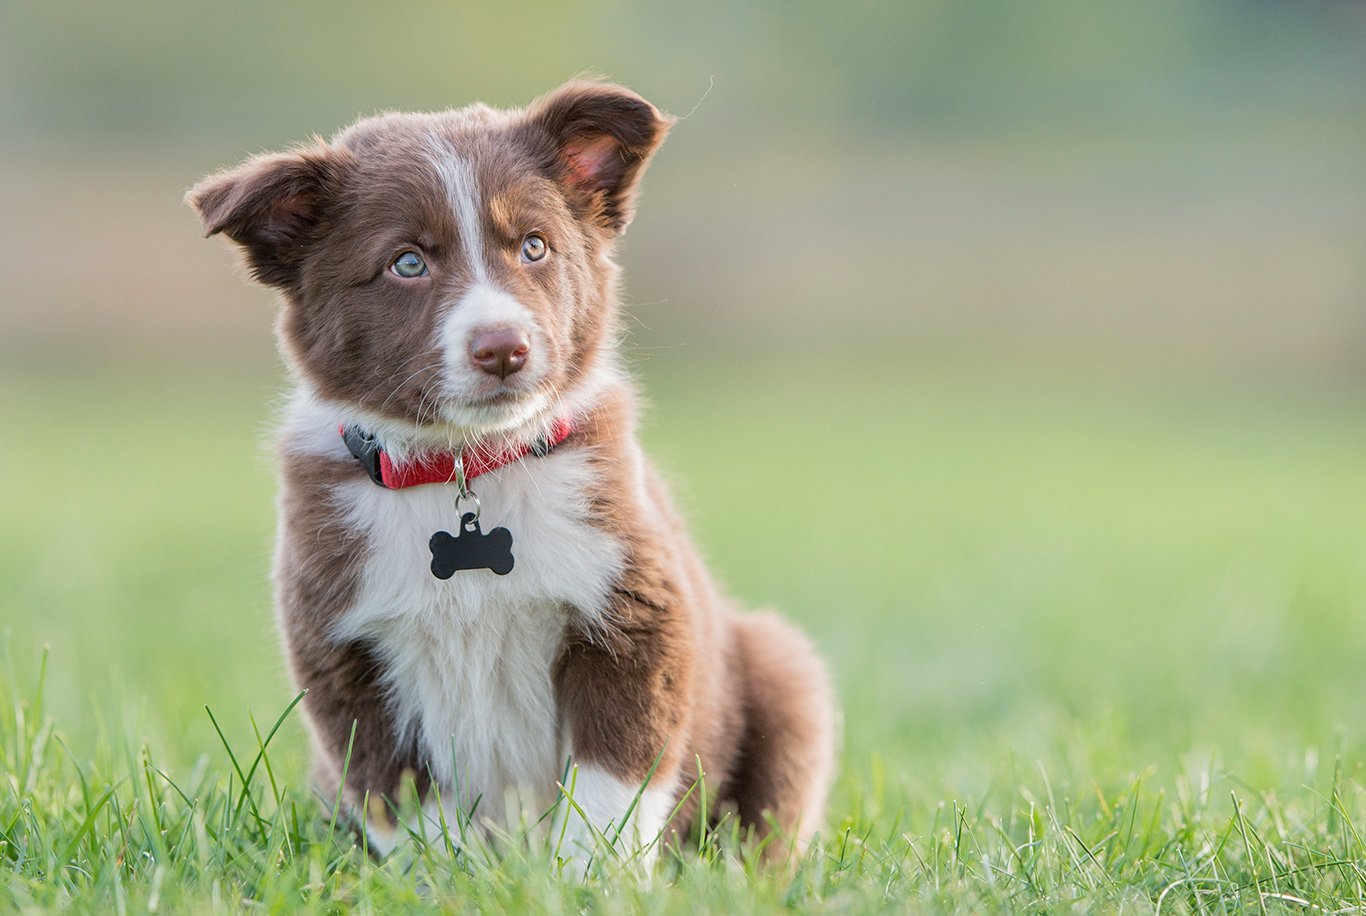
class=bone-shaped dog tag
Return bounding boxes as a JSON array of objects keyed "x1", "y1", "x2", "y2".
[{"x1": 429, "y1": 512, "x2": 515, "y2": 578}]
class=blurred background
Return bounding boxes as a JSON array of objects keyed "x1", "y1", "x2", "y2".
[{"x1": 1, "y1": 1, "x2": 1364, "y2": 803}]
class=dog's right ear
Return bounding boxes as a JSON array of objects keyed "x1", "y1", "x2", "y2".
[{"x1": 185, "y1": 143, "x2": 348, "y2": 290}]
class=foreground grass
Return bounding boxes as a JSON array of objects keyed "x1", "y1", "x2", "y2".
[
  {"x1": 2, "y1": 351, "x2": 1365, "y2": 910},
  {"x1": 4, "y1": 648, "x2": 1365, "y2": 912}
]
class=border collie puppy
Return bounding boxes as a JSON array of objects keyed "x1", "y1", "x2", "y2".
[{"x1": 188, "y1": 80, "x2": 835, "y2": 864}]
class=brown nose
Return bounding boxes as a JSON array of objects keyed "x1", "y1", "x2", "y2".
[{"x1": 469, "y1": 328, "x2": 531, "y2": 378}]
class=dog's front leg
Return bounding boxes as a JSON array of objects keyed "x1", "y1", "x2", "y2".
[{"x1": 552, "y1": 595, "x2": 692, "y2": 872}]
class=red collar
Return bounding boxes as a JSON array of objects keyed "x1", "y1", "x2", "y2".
[{"x1": 340, "y1": 417, "x2": 575, "y2": 490}]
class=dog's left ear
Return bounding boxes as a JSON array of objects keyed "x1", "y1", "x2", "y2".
[{"x1": 523, "y1": 81, "x2": 675, "y2": 234}]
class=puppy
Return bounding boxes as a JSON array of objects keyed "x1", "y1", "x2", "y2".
[{"x1": 188, "y1": 80, "x2": 835, "y2": 864}]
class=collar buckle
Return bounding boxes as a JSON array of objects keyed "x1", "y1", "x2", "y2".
[{"x1": 341, "y1": 426, "x2": 387, "y2": 487}]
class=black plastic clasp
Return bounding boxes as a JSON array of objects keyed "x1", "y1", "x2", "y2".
[{"x1": 341, "y1": 426, "x2": 388, "y2": 487}]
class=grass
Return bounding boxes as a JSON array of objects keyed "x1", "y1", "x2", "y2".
[{"x1": 2, "y1": 349, "x2": 1365, "y2": 911}]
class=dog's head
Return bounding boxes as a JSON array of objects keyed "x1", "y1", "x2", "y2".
[{"x1": 188, "y1": 81, "x2": 672, "y2": 440}]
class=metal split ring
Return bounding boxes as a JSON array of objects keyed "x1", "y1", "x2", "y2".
[{"x1": 454, "y1": 490, "x2": 481, "y2": 526}]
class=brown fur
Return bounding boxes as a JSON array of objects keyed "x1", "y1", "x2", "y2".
[
  {"x1": 273, "y1": 452, "x2": 426, "y2": 823},
  {"x1": 189, "y1": 80, "x2": 836, "y2": 859}
]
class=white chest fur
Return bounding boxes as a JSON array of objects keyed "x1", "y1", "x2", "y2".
[{"x1": 283, "y1": 393, "x2": 624, "y2": 820}]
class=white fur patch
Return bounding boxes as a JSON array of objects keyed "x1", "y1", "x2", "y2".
[
  {"x1": 292, "y1": 392, "x2": 624, "y2": 825},
  {"x1": 427, "y1": 139, "x2": 489, "y2": 285}
]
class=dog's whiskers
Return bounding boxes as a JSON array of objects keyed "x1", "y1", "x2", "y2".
[{"x1": 377, "y1": 361, "x2": 444, "y2": 417}]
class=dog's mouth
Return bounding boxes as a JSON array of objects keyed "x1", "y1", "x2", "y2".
[
  {"x1": 460, "y1": 378, "x2": 546, "y2": 414},
  {"x1": 470, "y1": 386, "x2": 526, "y2": 406},
  {"x1": 433, "y1": 383, "x2": 551, "y2": 436}
]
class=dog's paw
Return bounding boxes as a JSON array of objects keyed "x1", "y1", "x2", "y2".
[{"x1": 552, "y1": 764, "x2": 672, "y2": 878}]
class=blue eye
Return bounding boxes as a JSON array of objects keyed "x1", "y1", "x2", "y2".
[
  {"x1": 520, "y1": 234, "x2": 547, "y2": 263},
  {"x1": 390, "y1": 250, "x2": 428, "y2": 278}
]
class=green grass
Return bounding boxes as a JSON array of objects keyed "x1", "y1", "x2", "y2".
[{"x1": 2, "y1": 351, "x2": 1366, "y2": 911}]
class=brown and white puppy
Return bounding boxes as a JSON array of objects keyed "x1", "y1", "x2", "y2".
[{"x1": 187, "y1": 80, "x2": 834, "y2": 864}]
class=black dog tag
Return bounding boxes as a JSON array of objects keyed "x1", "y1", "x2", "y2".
[{"x1": 429, "y1": 513, "x2": 515, "y2": 578}]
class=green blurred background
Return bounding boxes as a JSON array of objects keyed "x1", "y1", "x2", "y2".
[{"x1": 2, "y1": 0, "x2": 1365, "y2": 805}]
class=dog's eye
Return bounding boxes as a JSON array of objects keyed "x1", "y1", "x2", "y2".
[
  {"x1": 520, "y1": 234, "x2": 548, "y2": 263},
  {"x1": 390, "y1": 251, "x2": 429, "y2": 279}
]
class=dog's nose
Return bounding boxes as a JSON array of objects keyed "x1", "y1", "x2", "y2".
[{"x1": 469, "y1": 328, "x2": 531, "y2": 378}]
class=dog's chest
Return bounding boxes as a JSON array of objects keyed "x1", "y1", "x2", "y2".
[{"x1": 328, "y1": 447, "x2": 623, "y2": 808}]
